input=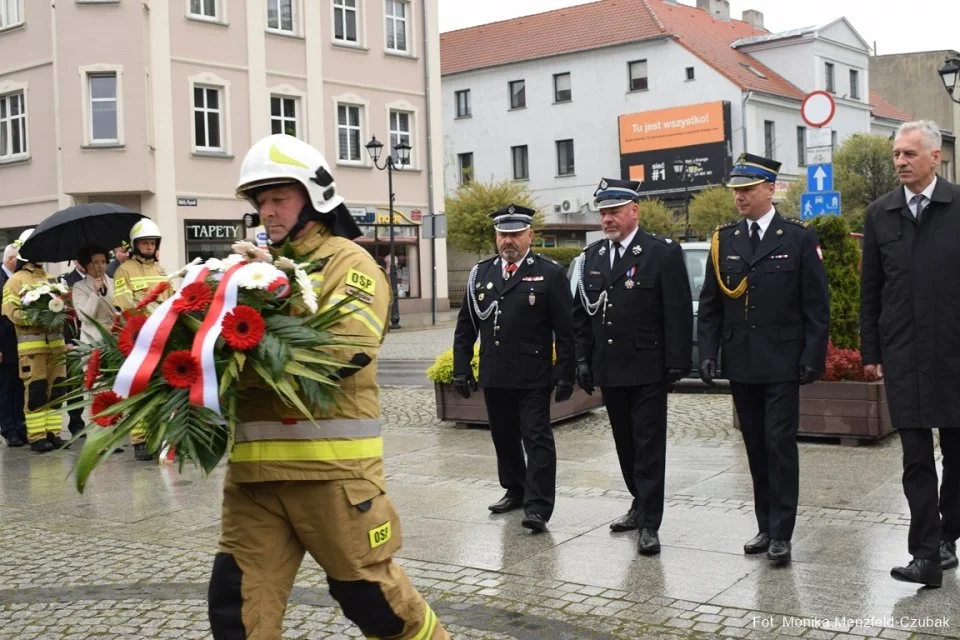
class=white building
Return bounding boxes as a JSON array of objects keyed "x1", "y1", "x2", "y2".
[{"x1": 439, "y1": 0, "x2": 910, "y2": 245}]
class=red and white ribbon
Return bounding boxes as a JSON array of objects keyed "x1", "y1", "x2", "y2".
[
  {"x1": 189, "y1": 262, "x2": 248, "y2": 414},
  {"x1": 113, "y1": 264, "x2": 210, "y2": 399}
]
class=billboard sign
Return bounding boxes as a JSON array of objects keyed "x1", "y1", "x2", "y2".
[{"x1": 618, "y1": 101, "x2": 732, "y2": 197}]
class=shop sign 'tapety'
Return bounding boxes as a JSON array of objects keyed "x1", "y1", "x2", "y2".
[{"x1": 185, "y1": 223, "x2": 243, "y2": 241}]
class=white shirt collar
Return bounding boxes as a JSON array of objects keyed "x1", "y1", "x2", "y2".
[
  {"x1": 610, "y1": 226, "x2": 639, "y2": 252},
  {"x1": 1, "y1": 265, "x2": 12, "y2": 278},
  {"x1": 501, "y1": 248, "x2": 530, "y2": 277},
  {"x1": 749, "y1": 208, "x2": 777, "y2": 238},
  {"x1": 904, "y1": 176, "x2": 937, "y2": 207}
]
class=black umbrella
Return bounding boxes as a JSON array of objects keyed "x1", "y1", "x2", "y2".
[{"x1": 19, "y1": 202, "x2": 145, "y2": 263}]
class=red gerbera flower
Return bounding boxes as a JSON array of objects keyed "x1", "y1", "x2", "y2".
[
  {"x1": 136, "y1": 281, "x2": 171, "y2": 310},
  {"x1": 117, "y1": 314, "x2": 148, "y2": 356},
  {"x1": 172, "y1": 282, "x2": 214, "y2": 313},
  {"x1": 91, "y1": 390, "x2": 123, "y2": 427},
  {"x1": 161, "y1": 350, "x2": 200, "y2": 388},
  {"x1": 221, "y1": 305, "x2": 266, "y2": 351},
  {"x1": 84, "y1": 349, "x2": 101, "y2": 390}
]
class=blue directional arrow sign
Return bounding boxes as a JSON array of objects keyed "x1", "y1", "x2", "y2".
[
  {"x1": 801, "y1": 191, "x2": 842, "y2": 220},
  {"x1": 807, "y1": 163, "x2": 833, "y2": 192}
]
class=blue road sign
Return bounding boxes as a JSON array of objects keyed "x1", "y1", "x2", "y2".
[
  {"x1": 801, "y1": 191, "x2": 842, "y2": 220},
  {"x1": 806, "y1": 164, "x2": 833, "y2": 192}
]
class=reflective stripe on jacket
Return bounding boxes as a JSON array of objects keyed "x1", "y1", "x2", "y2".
[
  {"x1": 113, "y1": 257, "x2": 169, "y2": 310},
  {"x1": 1, "y1": 266, "x2": 66, "y2": 356}
]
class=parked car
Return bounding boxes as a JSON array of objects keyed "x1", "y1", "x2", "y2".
[{"x1": 566, "y1": 241, "x2": 720, "y2": 380}]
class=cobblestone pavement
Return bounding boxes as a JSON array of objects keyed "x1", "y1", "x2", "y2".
[{"x1": 1, "y1": 380, "x2": 954, "y2": 638}]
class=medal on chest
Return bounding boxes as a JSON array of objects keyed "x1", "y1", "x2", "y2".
[{"x1": 528, "y1": 291, "x2": 536, "y2": 306}]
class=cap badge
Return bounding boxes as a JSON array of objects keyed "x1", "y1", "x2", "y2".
[
  {"x1": 508, "y1": 205, "x2": 515, "y2": 214},
  {"x1": 599, "y1": 179, "x2": 608, "y2": 190}
]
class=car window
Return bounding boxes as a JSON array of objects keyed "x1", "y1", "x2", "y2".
[{"x1": 683, "y1": 249, "x2": 708, "y2": 300}]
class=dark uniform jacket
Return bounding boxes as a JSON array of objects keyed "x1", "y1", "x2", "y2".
[
  {"x1": 861, "y1": 178, "x2": 960, "y2": 429},
  {"x1": 698, "y1": 212, "x2": 830, "y2": 384},
  {"x1": 454, "y1": 252, "x2": 575, "y2": 390},
  {"x1": 572, "y1": 230, "x2": 693, "y2": 387},
  {"x1": 0, "y1": 268, "x2": 15, "y2": 363}
]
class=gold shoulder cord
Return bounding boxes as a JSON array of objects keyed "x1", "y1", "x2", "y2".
[{"x1": 711, "y1": 229, "x2": 750, "y2": 316}]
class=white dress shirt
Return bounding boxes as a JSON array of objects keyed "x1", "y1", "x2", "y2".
[
  {"x1": 501, "y1": 249, "x2": 530, "y2": 279},
  {"x1": 904, "y1": 176, "x2": 937, "y2": 218},
  {"x1": 609, "y1": 226, "x2": 639, "y2": 269}
]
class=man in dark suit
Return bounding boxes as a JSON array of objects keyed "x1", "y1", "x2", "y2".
[
  {"x1": 453, "y1": 204, "x2": 575, "y2": 533},
  {"x1": 698, "y1": 153, "x2": 830, "y2": 567},
  {"x1": 861, "y1": 120, "x2": 960, "y2": 587},
  {"x1": 0, "y1": 243, "x2": 25, "y2": 447},
  {"x1": 572, "y1": 178, "x2": 693, "y2": 556}
]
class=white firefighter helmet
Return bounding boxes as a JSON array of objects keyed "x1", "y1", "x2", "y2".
[
  {"x1": 235, "y1": 134, "x2": 344, "y2": 214},
  {"x1": 130, "y1": 218, "x2": 162, "y2": 255},
  {"x1": 14, "y1": 228, "x2": 34, "y2": 261}
]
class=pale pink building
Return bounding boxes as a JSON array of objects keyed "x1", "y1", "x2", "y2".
[{"x1": 0, "y1": 0, "x2": 448, "y2": 313}]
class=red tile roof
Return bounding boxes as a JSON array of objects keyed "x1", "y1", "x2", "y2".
[
  {"x1": 869, "y1": 90, "x2": 913, "y2": 122},
  {"x1": 440, "y1": 0, "x2": 805, "y2": 100}
]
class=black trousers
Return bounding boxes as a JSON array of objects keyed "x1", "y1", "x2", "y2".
[
  {"x1": 898, "y1": 428, "x2": 960, "y2": 561},
  {"x1": 483, "y1": 386, "x2": 556, "y2": 520},
  {"x1": 731, "y1": 381, "x2": 800, "y2": 541},
  {"x1": 602, "y1": 383, "x2": 668, "y2": 530},
  {"x1": 0, "y1": 362, "x2": 25, "y2": 441}
]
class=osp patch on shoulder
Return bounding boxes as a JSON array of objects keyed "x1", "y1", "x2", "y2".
[
  {"x1": 346, "y1": 268, "x2": 376, "y2": 296},
  {"x1": 368, "y1": 521, "x2": 392, "y2": 549}
]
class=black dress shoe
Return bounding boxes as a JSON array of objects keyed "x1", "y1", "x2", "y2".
[
  {"x1": 609, "y1": 509, "x2": 641, "y2": 532},
  {"x1": 47, "y1": 433, "x2": 66, "y2": 450},
  {"x1": 488, "y1": 495, "x2": 523, "y2": 514},
  {"x1": 5, "y1": 435, "x2": 25, "y2": 447},
  {"x1": 638, "y1": 528, "x2": 661, "y2": 556},
  {"x1": 521, "y1": 512, "x2": 547, "y2": 533},
  {"x1": 767, "y1": 540, "x2": 791, "y2": 566},
  {"x1": 941, "y1": 540, "x2": 958, "y2": 570},
  {"x1": 743, "y1": 532, "x2": 770, "y2": 555},
  {"x1": 891, "y1": 559, "x2": 942, "y2": 587},
  {"x1": 30, "y1": 439, "x2": 54, "y2": 453}
]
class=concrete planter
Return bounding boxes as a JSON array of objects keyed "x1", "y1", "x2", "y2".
[
  {"x1": 433, "y1": 383, "x2": 603, "y2": 427},
  {"x1": 734, "y1": 380, "x2": 893, "y2": 446}
]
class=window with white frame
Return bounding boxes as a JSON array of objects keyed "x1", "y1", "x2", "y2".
[
  {"x1": 333, "y1": 0, "x2": 357, "y2": 43},
  {"x1": 389, "y1": 110, "x2": 412, "y2": 163},
  {"x1": 194, "y1": 85, "x2": 223, "y2": 150},
  {"x1": 556, "y1": 139, "x2": 574, "y2": 176},
  {"x1": 337, "y1": 104, "x2": 362, "y2": 162},
  {"x1": 553, "y1": 73, "x2": 571, "y2": 102},
  {"x1": 271, "y1": 95, "x2": 298, "y2": 137},
  {"x1": 384, "y1": 0, "x2": 408, "y2": 53},
  {"x1": 267, "y1": 0, "x2": 294, "y2": 34},
  {"x1": 1, "y1": 0, "x2": 22, "y2": 28},
  {"x1": 0, "y1": 91, "x2": 27, "y2": 160},
  {"x1": 88, "y1": 73, "x2": 119, "y2": 143},
  {"x1": 455, "y1": 89, "x2": 470, "y2": 118},
  {"x1": 188, "y1": 0, "x2": 218, "y2": 20}
]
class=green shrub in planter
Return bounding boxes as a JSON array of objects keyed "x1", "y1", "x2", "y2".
[
  {"x1": 536, "y1": 247, "x2": 582, "y2": 268},
  {"x1": 426, "y1": 346, "x2": 478, "y2": 384},
  {"x1": 810, "y1": 215, "x2": 861, "y2": 350}
]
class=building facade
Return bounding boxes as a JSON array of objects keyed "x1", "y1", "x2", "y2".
[
  {"x1": 0, "y1": 0, "x2": 448, "y2": 312},
  {"x1": 871, "y1": 50, "x2": 959, "y2": 182},
  {"x1": 440, "y1": 0, "x2": 909, "y2": 245}
]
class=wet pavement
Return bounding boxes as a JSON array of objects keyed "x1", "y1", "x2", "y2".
[{"x1": 0, "y1": 326, "x2": 956, "y2": 639}]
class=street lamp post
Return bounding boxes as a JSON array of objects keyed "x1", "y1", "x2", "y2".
[
  {"x1": 365, "y1": 135, "x2": 411, "y2": 330},
  {"x1": 938, "y1": 56, "x2": 960, "y2": 104},
  {"x1": 672, "y1": 157, "x2": 702, "y2": 241}
]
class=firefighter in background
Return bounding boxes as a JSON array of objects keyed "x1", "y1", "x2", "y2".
[
  {"x1": 113, "y1": 218, "x2": 172, "y2": 460},
  {"x1": 207, "y1": 134, "x2": 448, "y2": 639},
  {"x1": 1, "y1": 229, "x2": 68, "y2": 453}
]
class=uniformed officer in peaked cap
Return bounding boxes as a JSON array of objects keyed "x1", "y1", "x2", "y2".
[
  {"x1": 452, "y1": 203, "x2": 575, "y2": 533},
  {"x1": 572, "y1": 178, "x2": 693, "y2": 556},
  {"x1": 697, "y1": 153, "x2": 829, "y2": 567}
]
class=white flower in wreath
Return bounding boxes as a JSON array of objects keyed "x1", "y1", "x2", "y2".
[
  {"x1": 22, "y1": 290, "x2": 41, "y2": 305},
  {"x1": 237, "y1": 262, "x2": 283, "y2": 290},
  {"x1": 38, "y1": 285, "x2": 51, "y2": 296},
  {"x1": 294, "y1": 268, "x2": 318, "y2": 313},
  {"x1": 274, "y1": 256, "x2": 308, "y2": 272},
  {"x1": 47, "y1": 296, "x2": 65, "y2": 313}
]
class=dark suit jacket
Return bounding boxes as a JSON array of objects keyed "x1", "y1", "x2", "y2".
[
  {"x1": 572, "y1": 230, "x2": 693, "y2": 387},
  {"x1": 698, "y1": 212, "x2": 830, "y2": 384},
  {"x1": 860, "y1": 178, "x2": 960, "y2": 428},
  {"x1": 453, "y1": 252, "x2": 575, "y2": 389},
  {"x1": 0, "y1": 267, "x2": 16, "y2": 362}
]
